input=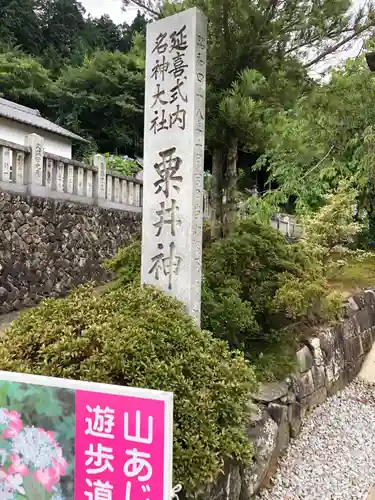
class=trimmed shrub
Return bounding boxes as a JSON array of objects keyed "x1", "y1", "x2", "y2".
[
  {"x1": 202, "y1": 218, "x2": 332, "y2": 345},
  {"x1": 104, "y1": 218, "x2": 340, "y2": 380},
  {"x1": 104, "y1": 238, "x2": 141, "y2": 285},
  {"x1": 0, "y1": 282, "x2": 257, "y2": 496}
]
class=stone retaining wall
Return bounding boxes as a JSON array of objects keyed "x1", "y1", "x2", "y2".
[
  {"x1": 0, "y1": 190, "x2": 141, "y2": 314},
  {"x1": 203, "y1": 290, "x2": 375, "y2": 500}
]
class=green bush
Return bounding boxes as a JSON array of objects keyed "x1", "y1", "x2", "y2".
[
  {"x1": 202, "y1": 218, "x2": 333, "y2": 344},
  {"x1": 104, "y1": 238, "x2": 141, "y2": 285},
  {"x1": 104, "y1": 218, "x2": 340, "y2": 380},
  {"x1": 0, "y1": 283, "x2": 257, "y2": 497},
  {"x1": 104, "y1": 153, "x2": 141, "y2": 176}
]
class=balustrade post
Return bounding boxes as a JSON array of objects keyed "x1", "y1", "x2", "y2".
[
  {"x1": 93, "y1": 154, "x2": 107, "y2": 203},
  {"x1": 0, "y1": 147, "x2": 11, "y2": 183},
  {"x1": 26, "y1": 134, "x2": 44, "y2": 189}
]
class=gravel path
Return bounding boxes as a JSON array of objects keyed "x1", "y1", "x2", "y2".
[{"x1": 257, "y1": 380, "x2": 375, "y2": 500}]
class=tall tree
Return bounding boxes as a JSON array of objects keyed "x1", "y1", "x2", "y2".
[
  {"x1": 37, "y1": 0, "x2": 86, "y2": 69},
  {"x1": 83, "y1": 15, "x2": 123, "y2": 53},
  {"x1": 0, "y1": 0, "x2": 42, "y2": 55},
  {"x1": 262, "y1": 54, "x2": 375, "y2": 238},
  {"x1": 119, "y1": 11, "x2": 148, "y2": 52},
  {"x1": 123, "y1": 0, "x2": 375, "y2": 235},
  {"x1": 54, "y1": 41, "x2": 145, "y2": 156},
  {"x1": 0, "y1": 47, "x2": 54, "y2": 114}
]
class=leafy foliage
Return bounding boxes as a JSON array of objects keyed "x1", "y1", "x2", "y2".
[
  {"x1": 0, "y1": 0, "x2": 147, "y2": 158},
  {"x1": 55, "y1": 48, "x2": 145, "y2": 155},
  {"x1": 104, "y1": 238, "x2": 141, "y2": 285},
  {"x1": 0, "y1": 382, "x2": 74, "y2": 498},
  {"x1": 128, "y1": 0, "x2": 375, "y2": 234},
  {"x1": 105, "y1": 153, "x2": 141, "y2": 176},
  {"x1": 300, "y1": 181, "x2": 362, "y2": 262},
  {"x1": 203, "y1": 218, "x2": 340, "y2": 342},
  {"x1": 0, "y1": 0, "x2": 42, "y2": 55},
  {"x1": 262, "y1": 54, "x2": 375, "y2": 237},
  {"x1": 0, "y1": 48, "x2": 55, "y2": 114},
  {"x1": 105, "y1": 218, "x2": 341, "y2": 380},
  {"x1": 0, "y1": 283, "x2": 257, "y2": 496}
]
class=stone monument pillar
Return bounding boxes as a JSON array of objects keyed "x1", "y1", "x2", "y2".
[{"x1": 141, "y1": 7, "x2": 207, "y2": 326}]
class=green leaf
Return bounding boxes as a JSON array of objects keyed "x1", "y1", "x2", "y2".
[
  {"x1": 22, "y1": 476, "x2": 53, "y2": 500},
  {"x1": 0, "y1": 382, "x2": 9, "y2": 407}
]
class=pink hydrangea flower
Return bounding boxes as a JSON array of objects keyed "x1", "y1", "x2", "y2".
[
  {"x1": 8, "y1": 454, "x2": 29, "y2": 476},
  {"x1": 34, "y1": 466, "x2": 60, "y2": 492},
  {"x1": 11, "y1": 426, "x2": 68, "y2": 492},
  {"x1": 52, "y1": 456, "x2": 68, "y2": 476},
  {"x1": 0, "y1": 469, "x2": 25, "y2": 497},
  {"x1": 0, "y1": 409, "x2": 23, "y2": 439}
]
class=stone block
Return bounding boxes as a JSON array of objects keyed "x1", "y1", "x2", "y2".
[
  {"x1": 343, "y1": 335, "x2": 363, "y2": 363},
  {"x1": 305, "y1": 387, "x2": 327, "y2": 411},
  {"x1": 361, "y1": 328, "x2": 373, "y2": 354},
  {"x1": 268, "y1": 403, "x2": 290, "y2": 456},
  {"x1": 307, "y1": 337, "x2": 325, "y2": 366},
  {"x1": 346, "y1": 296, "x2": 360, "y2": 314},
  {"x1": 355, "y1": 309, "x2": 372, "y2": 333},
  {"x1": 252, "y1": 381, "x2": 289, "y2": 404},
  {"x1": 319, "y1": 328, "x2": 336, "y2": 363},
  {"x1": 288, "y1": 401, "x2": 305, "y2": 438},
  {"x1": 342, "y1": 316, "x2": 359, "y2": 338},
  {"x1": 280, "y1": 391, "x2": 296, "y2": 404},
  {"x1": 293, "y1": 370, "x2": 315, "y2": 401},
  {"x1": 352, "y1": 293, "x2": 367, "y2": 310},
  {"x1": 364, "y1": 289, "x2": 375, "y2": 307},
  {"x1": 346, "y1": 358, "x2": 364, "y2": 382},
  {"x1": 200, "y1": 459, "x2": 241, "y2": 500},
  {"x1": 296, "y1": 345, "x2": 313, "y2": 373},
  {"x1": 267, "y1": 403, "x2": 287, "y2": 426},
  {"x1": 312, "y1": 365, "x2": 326, "y2": 388},
  {"x1": 240, "y1": 417, "x2": 278, "y2": 500}
]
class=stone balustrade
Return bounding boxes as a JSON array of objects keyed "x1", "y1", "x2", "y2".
[{"x1": 0, "y1": 134, "x2": 142, "y2": 213}]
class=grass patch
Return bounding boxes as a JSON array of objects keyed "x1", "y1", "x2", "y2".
[
  {"x1": 328, "y1": 253, "x2": 375, "y2": 296},
  {"x1": 247, "y1": 336, "x2": 299, "y2": 382}
]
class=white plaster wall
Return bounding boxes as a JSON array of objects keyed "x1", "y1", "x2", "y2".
[{"x1": 0, "y1": 117, "x2": 72, "y2": 158}]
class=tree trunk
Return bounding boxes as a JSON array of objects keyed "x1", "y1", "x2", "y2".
[
  {"x1": 223, "y1": 136, "x2": 238, "y2": 236},
  {"x1": 368, "y1": 167, "x2": 375, "y2": 244},
  {"x1": 210, "y1": 148, "x2": 224, "y2": 239}
]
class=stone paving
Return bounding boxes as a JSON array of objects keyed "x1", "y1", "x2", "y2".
[{"x1": 0, "y1": 310, "x2": 21, "y2": 336}]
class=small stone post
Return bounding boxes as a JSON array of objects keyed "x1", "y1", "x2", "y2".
[
  {"x1": 0, "y1": 147, "x2": 11, "y2": 183},
  {"x1": 15, "y1": 152, "x2": 25, "y2": 185},
  {"x1": 93, "y1": 154, "x2": 107, "y2": 201},
  {"x1": 26, "y1": 133, "x2": 44, "y2": 190}
]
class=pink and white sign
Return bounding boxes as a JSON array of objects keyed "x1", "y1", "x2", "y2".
[{"x1": 0, "y1": 370, "x2": 173, "y2": 500}]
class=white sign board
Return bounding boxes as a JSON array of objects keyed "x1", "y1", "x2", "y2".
[{"x1": 0, "y1": 370, "x2": 173, "y2": 499}]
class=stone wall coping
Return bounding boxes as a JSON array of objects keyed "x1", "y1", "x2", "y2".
[
  {"x1": 106, "y1": 168, "x2": 143, "y2": 185},
  {"x1": 0, "y1": 138, "x2": 31, "y2": 154},
  {"x1": 43, "y1": 151, "x2": 96, "y2": 171}
]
